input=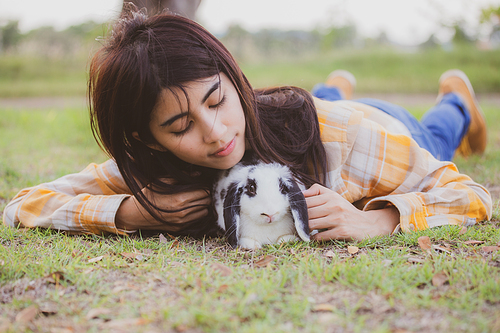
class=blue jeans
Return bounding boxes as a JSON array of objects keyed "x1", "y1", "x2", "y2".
[{"x1": 312, "y1": 84, "x2": 471, "y2": 161}]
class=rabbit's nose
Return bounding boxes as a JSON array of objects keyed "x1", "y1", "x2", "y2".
[{"x1": 261, "y1": 213, "x2": 276, "y2": 223}]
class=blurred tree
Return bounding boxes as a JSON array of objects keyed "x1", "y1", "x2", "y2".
[
  {"x1": 480, "y1": 5, "x2": 500, "y2": 23},
  {"x1": 452, "y1": 21, "x2": 475, "y2": 44},
  {"x1": 63, "y1": 21, "x2": 108, "y2": 44},
  {"x1": 122, "y1": 0, "x2": 202, "y2": 19},
  {"x1": 420, "y1": 34, "x2": 440, "y2": 49},
  {"x1": 1, "y1": 21, "x2": 22, "y2": 53},
  {"x1": 480, "y1": 5, "x2": 500, "y2": 48},
  {"x1": 320, "y1": 24, "x2": 357, "y2": 50},
  {"x1": 223, "y1": 24, "x2": 250, "y2": 60}
]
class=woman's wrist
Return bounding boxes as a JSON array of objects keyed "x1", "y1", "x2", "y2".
[
  {"x1": 115, "y1": 196, "x2": 143, "y2": 231},
  {"x1": 364, "y1": 206, "x2": 400, "y2": 237}
]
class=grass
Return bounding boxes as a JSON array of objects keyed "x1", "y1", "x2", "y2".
[
  {"x1": 1, "y1": 46, "x2": 500, "y2": 97},
  {"x1": 1, "y1": 46, "x2": 500, "y2": 332},
  {"x1": 241, "y1": 46, "x2": 500, "y2": 93},
  {"x1": 1, "y1": 225, "x2": 499, "y2": 332}
]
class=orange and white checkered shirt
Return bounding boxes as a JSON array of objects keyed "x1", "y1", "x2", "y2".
[{"x1": 2, "y1": 98, "x2": 492, "y2": 235}]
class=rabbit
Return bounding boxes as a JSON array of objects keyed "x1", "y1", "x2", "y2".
[{"x1": 213, "y1": 153, "x2": 310, "y2": 249}]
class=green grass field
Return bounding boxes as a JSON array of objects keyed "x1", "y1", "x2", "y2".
[{"x1": 1, "y1": 46, "x2": 500, "y2": 332}]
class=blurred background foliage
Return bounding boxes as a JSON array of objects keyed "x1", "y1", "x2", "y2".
[{"x1": 0, "y1": 4, "x2": 499, "y2": 97}]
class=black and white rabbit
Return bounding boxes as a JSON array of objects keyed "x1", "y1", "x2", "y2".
[{"x1": 213, "y1": 154, "x2": 310, "y2": 249}]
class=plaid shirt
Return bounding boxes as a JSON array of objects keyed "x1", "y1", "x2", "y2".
[
  {"x1": 315, "y1": 98, "x2": 491, "y2": 232},
  {"x1": 3, "y1": 98, "x2": 492, "y2": 235}
]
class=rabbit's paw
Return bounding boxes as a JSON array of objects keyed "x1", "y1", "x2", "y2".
[
  {"x1": 277, "y1": 234, "x2": 300, "y2": 244},
  {"x1": 239, "y1": 237, "x2": 262, "y2": 250}
]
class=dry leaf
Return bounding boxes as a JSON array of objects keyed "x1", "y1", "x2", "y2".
[
  {"x1": 38, "y1": 301, "x2": 58, "y2": 315},
  {"x1": 432, "y1": 271, "x2": 449, "y2": 287},
  {"x1": 168, "y1": 261, "x2": 184, "y2": 267},
  {"x1": 169, "y1": 238, "x2": 180, "y2": 249},
  {"x1": 347, "y1": 246, "x2": 359, "y2": 254},
  {"x1": 432, "y1": 245, "x2": 451, "y2": 254},
  {"x1": 120, "y1": 252, "x2": 144, "y2": 261},
  {"x1": 49, "y1": 328, "x2": 74, "y2": 333},
  {"x1": 418, "y1": 236, "x2": 432, "y2": 250},
  {"x1": 86, "y1": 308, "x2": 112, "y2": 320},
  {"x1": 459, "y1": 226, "x2": 467, "y2": 235},
  {"x1": 212, "y1": 262, "x2": 233, "y2": 276},
  {"x1": 407, "y1": 256, "x2": 425, "y2": 264},
  {"x1": 104, "y1": 318, "x2": 147, "y2": 329},
  {"x1": 175, "y1": 324, "x2": 189, "y2": 332},
  {"x1": 382, "y1": 259, "x2": 393, "y2": 267},
  {"x1": 482, "y1": 246, "x2": 500, "y2": 253},
  {"x1": 87, "y1": 255, "x2": 104, "y2": 263},
  {"x1": 217, "y1": 284, "x2": 229, "y2": 293},
  {"x1": 324, "y1": 250, "x2": 335, "y2": 258},
  {"x1": 0, "y1": 318, "x2": 10, "y2": 332},
  {"x1": 15, "y1": 305, "x2": 39, "y2": 322},
  {"x1": 82, "y1": 267, "x2": 95, "y2": 274},
  {"x1": 464, "y1": 240, "x2": 484, "y2": 245},
  {"x1": 44, "y1": 271, "x2": 66, "y2": 284},
  {"x1": 159, "y1": 233, "x2": 168, "y2": 244},
  {"x1": 312, "y1": 303, "x2": 335, "y2": 312},
  {"x1": 254, "y1": 255, "x2": 276, "y2": 267}
]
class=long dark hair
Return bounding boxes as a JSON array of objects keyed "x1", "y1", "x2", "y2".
[{"x1": 88, "y1": 8, "x2": 326, "y2": 237}]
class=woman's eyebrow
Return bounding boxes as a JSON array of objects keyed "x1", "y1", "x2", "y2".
[
  {"x1": 160, "y1": 112, "x2": 189, "y2": 127},
  {"x1": 161, "y1": 81, "x2": 221, "y2": 127},
  {"x1": 202, "y1": 80, "x2": 221, "y2": 104}
]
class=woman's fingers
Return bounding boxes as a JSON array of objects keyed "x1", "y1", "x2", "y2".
[
  {"x1": 308, "y1": 214, "x2": 340, "y2": 230},
  {"x1": 312, "y1": 228, "x2": 354, "y2": 242}
]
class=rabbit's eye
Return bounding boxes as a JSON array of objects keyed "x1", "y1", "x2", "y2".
[{"x1": 245, "y1": 179, "x2": 257, "y2": 196}]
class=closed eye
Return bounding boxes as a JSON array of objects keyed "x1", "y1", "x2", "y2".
[
  {"x1": 172, "y1": 120, "x2": 193, "y2": 137},
  {"x1": 209, "y1": 95, "x2": 226, "y2": 109}
]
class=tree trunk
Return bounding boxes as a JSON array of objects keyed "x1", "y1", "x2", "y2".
[{"x1": 122, "y1": 0, "x2": 202, "y2": 20}]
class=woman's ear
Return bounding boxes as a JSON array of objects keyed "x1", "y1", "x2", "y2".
[
  {"x1": 132, "y1": 131, "x2": 141, "y2": 142},
  {"x1": 132, "y1": 131, "x2": 168, "y2": 152}
]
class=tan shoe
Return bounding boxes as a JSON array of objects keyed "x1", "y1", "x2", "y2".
[
  {"x1": 325, "y1": 70, "x2": 356, "y2": 100},
  {"x1": 437, "y1": 69, "x2": 487, "y2": 157}
]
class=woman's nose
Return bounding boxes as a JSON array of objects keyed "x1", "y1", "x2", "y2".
[{"x1": 201, "y1": 111, "x2": 227, "y2": 143}]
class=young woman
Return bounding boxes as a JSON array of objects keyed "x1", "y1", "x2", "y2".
[{"x1": 2, "y1": 10, "x2": 492, "y2": 242}]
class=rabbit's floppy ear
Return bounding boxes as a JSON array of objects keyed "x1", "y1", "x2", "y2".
[
  {"x1": 223, "y1": 181, "x2": 242, "y2": 248},
  {"x1": 282, "y1": 178, "x2": 310, "y2": 241}
]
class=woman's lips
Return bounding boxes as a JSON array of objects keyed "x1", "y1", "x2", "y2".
[{"x1": 213, "y1": 138, "x2": 236, "y2": 157}]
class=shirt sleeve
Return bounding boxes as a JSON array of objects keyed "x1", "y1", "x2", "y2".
[
  {"x1": 316, "y1": 98, "x2": 492, "y2": 233},
  {"x1": 2, "y1": 159, "x2": 135, "y2": 235}
]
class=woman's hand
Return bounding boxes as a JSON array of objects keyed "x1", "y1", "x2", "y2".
[
  {"x1": 115, "y1": 182, "x2": 211, "y2": 233},
  {"x1": 303, "y1": 184, "x2": 400, "y2": 241}
]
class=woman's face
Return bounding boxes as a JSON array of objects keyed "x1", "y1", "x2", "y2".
[{"x1": 146, "y1": 73, "x2": 246, "y2": 170}]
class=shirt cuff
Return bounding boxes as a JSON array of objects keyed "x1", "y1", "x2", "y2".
[
  {"x1": 364, "y1": 193, "x2": 429, "y2": 233},
  {"x1": 78, "y1": 194, "x2": 136, "y2": 235}
]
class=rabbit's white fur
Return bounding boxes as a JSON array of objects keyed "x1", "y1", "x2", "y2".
[{"x1": 213, "y1": 159, "x2": 309, "y2": 250}]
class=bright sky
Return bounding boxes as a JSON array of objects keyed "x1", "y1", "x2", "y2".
[{"x1": 1, "y1": 0, "x2": 500, "y2": 45}]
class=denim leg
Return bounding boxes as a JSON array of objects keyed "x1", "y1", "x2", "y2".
[
  {"x1": 312, "y1": 85, "x2": 470, "y2": 161},
  {"x1": 353, "y1": 98, "x2": 443, "y2": 159},
  {"x1": 355, "y1": 93, "x2": 469, "y2": 161},
  {"x1": 311, "y1": 84, "x2": 343, "y2": 101},
  {"x1": 419, "y1": 93, "x2": 470, "y2": 160}
]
